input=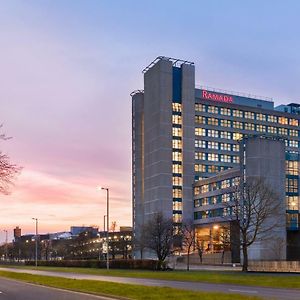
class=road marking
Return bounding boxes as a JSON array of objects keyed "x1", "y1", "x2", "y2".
[{"x1": 229, "y1": 289, "x2": 258, "y2": 294}]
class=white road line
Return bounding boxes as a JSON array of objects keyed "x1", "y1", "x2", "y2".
[{"x1": 229, "y1": 289, "x2": 258, "y2": 294}]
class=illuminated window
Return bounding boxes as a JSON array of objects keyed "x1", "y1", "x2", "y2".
[
  {"x1": 172, "y1": 103, "x2": 182, "y2": 112},
  {"x1": 173, "y1": 201, "x2": 182, "y2": 211},
  {"x1": 233, "y1": 132, "x2": 243, "y2": 140},
  {"x1": 232, "y1": 144, "x2": 240, "y2": 152},
  {"x1": 289, "y1": 129, "x2": 298, "y2": 137},
  {"x1": 286, "y1": 161, "x2": 299, "y2": 175},
  {"x1": 220, "y1": 154, "x2": 231, "y2": 162},
  {"x1": 200, "y1": 184, "x2": 209, "y2": 193},
  {"x1": 232, "y1": 110, "x2": 243, "y2": 118},
  {"x1": 220, "y1": 108, "x2": 231, "y2": 116},
  {"x1": 195, "y1": 116, "x2": 205, "y2": 124},
  {"x1": 244, "y1": 123, "x2": 255, "y2": 131},
  {"x1": 208, "y1": 153, "x2": 219, "y2": 162},
  {"x1": 267, "y1": 126, "x2": 277, "y2": 134},
  {"x1": 173, "y1": 213, "x2": 182, "y2": 223},
  {"x1": 172, "y1": 127, "x2": 182, "y2": 137},
  {"x1": 232, "y1": 177, "x2": 240, "y2": 186},
  {"x1": 172, "y1": 139, "x2": 182, "y2": 149},
  {"x1": 207, "y1": 165, "x2": 218, "y2": 173},
  {"x1": 278, "y1": 117, "x2": 288, "y2": 125},
  {"x1": 220, "y1": 119, "x2": 231, "y2": 127},
  {"x1": 173, "y1": 188, "x2": 182, "y2": 198},
  {"x1": 207, "y1": 117, "x2": 219, "y2": 126},
  {"x1": 278, "y1": 127, "x2": 288, "y2": 135},
  {"x1": 220, "y1": 143, "x2": 231, "y2": 151},
  {"x1": 267, "y1": 115, "x2": 277, "y2": 123},
  {"x1": 195, "y1": 128, "x2": 206, "y2": 136},
  {"x1": 172, "y1": 151, "x2": 182, "y2": 162},
  {"x1": 195, "y1": 140, "x2": 206, "y2": 148},
  {"x1": 195, "y1": 164, "x2": 206, "y2": 172},
  {"x1": 195, "y1": 103, "x2": 206, "y2": 112},
  {"x1": 208, "y1": 129, "x2": 219, "y2": 137},
  {"x1": 233, "y1": 121, "x2": 243, "y2": 129},
  {"x1": 256, "y1": 124, "x2": 266, "y2": 132},
  {"x1": 172, "y1": 115, "x2": 182, "y2": 125},
  {"x1": 286, "y1": 196, "x2": 299, "y2": 211},
  {"x1": 195, "y1": 152, "x2": 206, "y2": 160},
  {"x1": 222, "y1": 193, "x2": 231, "y2": 203},
  {"x1": 256, "y1": 113, "x2": 266, "y2": 121},
  {"x1": 207, "y1": 106, "x2": 219, "y2": 114},
  {"x1": 289, "y1": 140, "x2": 299, "y2": 148},
  {"x1": 244, "y1": 111, "x2": 255, "y2": 119},
  {"x1": 220, "y1": 131, "x2": 231, "y2": 139},
  {"x1": 172, "y1": 176, "x2": 182, "y2": 186},
  {"x1": 172, "y1": 164, "x2": 182, "y2": 174},
  {"x1": 221, "y1": 179, "x2": 230, "y2": 188},
  {"x1": 286, "y1": 178, "x2": 298, "y2": 193},
  {"x1": 289, "y1": 119, "x2": 299, "y2": 127},
  {"x1": 232, "y1": 156, "x2": 240, "y2": 163},
  {"x1": 207, "y1": 141, "x2": 218, "y2": 149},
  {"x1": 194, "y1": 187, "x2": 200, "y2": 196}
]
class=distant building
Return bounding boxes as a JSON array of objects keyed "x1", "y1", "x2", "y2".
[
  {"x1": 70, "y1": 226, "x2": 98, "y2": 237},
  {"x1": 13, "y1": 226, "x2": 21, "y2": 239}
]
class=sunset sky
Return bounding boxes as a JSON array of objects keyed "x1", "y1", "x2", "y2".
[{"x1": 1, "y1": 1, "x2": 300, "y2": 241}]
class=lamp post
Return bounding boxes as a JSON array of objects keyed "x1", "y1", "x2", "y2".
[
  {"x1": 32, "y1": 218, "x2": 38, "y2": 267},
  {"x1": 3, "y1": 230, "x2": 8, "y2": 260}
]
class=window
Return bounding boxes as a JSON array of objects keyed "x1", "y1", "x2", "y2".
[
  {"x1": 172, "y1": 127, "x2": 182, "y2": 137},
  {"x1": 172, "y1": 176, "x2": 182, "y2": 186},
  {"x1": 233, "y1": 132, "x2": 243, "y2": 140},
  {"x1": 172, "y1": 103, "x2": 182, "y2": 112},
  {"x1": 289, "y1": 129, "x2": 298, "y2": 137},
  {"x1": 195, "y1": 152, "x2": 206, "y2": 160},
  {"x1": 256, "y1": 124, "x2": 266, "y2": 132},
  {"x1": 195, "y1": 140, "x2": 206, "y2": 148},
  {"x1": 232, "y1": 177, "x2": 240, "y2": 186},
  {"x1": 220, "y1": 131, "x2": 231, "y2": 139},
  {"x1": 220, "y1": 154, "x2": 231, "y2": 162},
  {"x1": 244, "y1": 123, "x2": 255, "y2": 131},
  {"x1": 220, "y1": 108, "x2": 231, "y2": 116},
  {"x1": 195, "y1": 128, "x2": 206, "y2": 136},
  {"x1": 200, "y1": 184, "x2": 209, "y2": 193},
  {"x1": 207, "y1": 106, "x2": 219, "y2": 114},
  {"x1": 208, "y1": 153, "x2": 219, "y2": 161},
  {"x1": 220, "y1": 119, "x2": 231, "y2": 127},
  {"x1": 286, "y1": 196, "x2": 299, "y2": 211},
  {"x1": 244, "y1": 111, "x2": 255, "y2": 119},
  {"x1": 172, "y1": 151, "x2": 182, "y2": 161},
  {"x1": 173, "y1": 201, "x2": 182, "y2": 211},
  {"x1": 173, "y1": 188, "x2": 182, "y2": 198},
  {"x1": 193, "y1": 187, "x2": 200, "y2": 196},
  {"x1": 173, "y1": 139, "x2": 182, "y2": 149},
  {"x1": 256, "y1": 113, "x2": 266, "y2": 121},
  {"x1": 207, "y1": 117, "x2": 219, "y2": 126},
  {"x1": 208, "y1": 141, "x2": 218, "y2": 149},
  {"x1": 195, "y1": 116, "x2": 205, "y2": 124},
  {"x1": 278, "y1": 127, "x2": 288, "y2": 135},
  {"x1": 221, "y1": 179, "x2": 230, "y2": 188},
  {"x1": 172, "y1": 164, "x2": 182, "y2": 174},
  {"x1": 208, "y1": 129, "x2": 219, "y2": 137},
  {"x1": 267, "y1": 115, "x2": 277, "y2": 123},
  {"x1": 289, "y1": 119, "x2": 299, "y2": 127},
  {"x1": 233, "y1": 121, "x2": 243, "y2": 129},
  {"x1": 232, "y1": 110, "x2": 243, "y2": 118},
  {"x1": 222, "y1": 193, "x2": 231, "y2": 203},
  {"x1": 173, "y1": 213, "x2": 182, "y2": 223},
  {"x1": 220, "y1": 143, "x2": 231, "y2": 151},
  {"x1": 286, "y1": 161, "x2": 299, "y2": 175},
  {"x1": 232, "y1": 156, "x2": 240, "y2": 163},
  {"x1": 195, "y1": 164, "x2": 206, "y2": 172},
  {"x1": 172, "y1": 115, "x2": 182, "y2": 125},
  {"x1": 289, "y1": 140, "x2": 299, "y2": 148},
  {"x1": 232, "y1": 144, "x2": 240, "y2": 152},
  {"x1": 207, "y1": 165, "x2": 218, "y2": 173},
  {"x1": 286, "y1": 178, "x2": 298, "y2": 193},
  {"x1": 278, "y1": 117, "x2": 288, "y2": 125},
  {"x1": 267, "y1": 126, "x2": 277, "y2": 134},
  {"x1": 195, "y1": 103, "x2": 205, "y2": 112}
]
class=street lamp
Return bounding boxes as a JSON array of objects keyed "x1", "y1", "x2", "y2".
[
  {"x1": 32, "y1": 218, "x2": 38, "y2": 267},
  {"x1": 97, "y1": 187, "x2": 109, "y2": 270}
]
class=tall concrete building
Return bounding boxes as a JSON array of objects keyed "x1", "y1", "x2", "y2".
[{"x1": 132, "y1": 56, "x2": 300, "y2": 260}]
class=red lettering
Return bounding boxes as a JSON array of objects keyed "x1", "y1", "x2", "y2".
[{"x1": 201, "y1": 90, "x2": 233, "y2": 103}]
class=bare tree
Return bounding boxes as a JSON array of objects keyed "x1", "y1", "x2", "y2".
[
  {"x1": 182, "y1": 220, "x2": 196, "y2": 271},
  {"x1": 195, "y1": 237, "x2": 204, "y2": 264},
  {"x1": 143, "y1": 212, "x2": 174, "y2": 269},
  {"x1": 0, "y1": 126, "x2": 21, "y2": 194},
  {"x1": 134, "y1": 227, "x2": 147, "y2": 259},
  {"x1": 219, "y1": 226, "x2": 230, "y2": 264},
  {"x1": 230, "y1": 177, "x2": 282, "y2": 271}
]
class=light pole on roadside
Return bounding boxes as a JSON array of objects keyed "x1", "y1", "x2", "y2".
[{"x1": 32, "y1": 218, "x2": 38, "y2": 267}]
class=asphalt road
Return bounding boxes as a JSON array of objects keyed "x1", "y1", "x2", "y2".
[
  {"x1": 0, "y1": 277, "x2": 116, "y2": 300},
  {"x1": 0, "y1": 267, "x2": 300, "y2": 300}
]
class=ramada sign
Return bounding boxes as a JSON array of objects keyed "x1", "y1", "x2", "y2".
[{"x1": 202, "y1": 90, "x2": 233, "y2": 103}]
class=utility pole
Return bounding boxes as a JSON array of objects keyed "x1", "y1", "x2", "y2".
[{"x1": 32, "y1": 218, "x2": 38, "y2": 267}]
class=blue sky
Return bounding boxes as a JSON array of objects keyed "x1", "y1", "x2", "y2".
[{"x1": 0, "y1": 0, "x2": 299, "y2": 238}]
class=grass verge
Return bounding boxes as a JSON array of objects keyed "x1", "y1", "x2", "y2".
[
  {"x1": 2, "y1": 265, "x2": 300, "y2": 289},
  {"x1": 0, "y1": 270, "x2": 261, "y2": 300}
]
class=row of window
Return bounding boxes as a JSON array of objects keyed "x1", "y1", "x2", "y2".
[
  {"x1": 195, "y1": 152, "x2": 240, "y2": 163},
  {"x1": 195, "y1": 116, "x2": 299, "y2": 136},
  {"x1": 194, "y1": 208, "x2": 231, "y2": 220},
  {"x1": 194, "y1": 177, "x2": 240, "y2": 195},
  {"x1": 194, "y1": 164, "x2": 230, "y2": 173},
  {"x1": 194, "y1": 193, "x2": 234, "y2": 207},
  {"x1": 195, "y1": 140, "x2": 240, "y2": 151},
  {"x1": 195, "y1": 103, "x2": 299, "y2": 126}
]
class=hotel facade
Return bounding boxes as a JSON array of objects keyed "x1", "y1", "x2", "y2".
[{"x1": 131, "y1": 56, "x2": 300, "y2": 261}]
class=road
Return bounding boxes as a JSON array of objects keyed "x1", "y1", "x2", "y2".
[
  {"x1": 0, "y1": 267, "x2": 300, "y2": 300},
  {"x1": 0, "y1": 276, "x2": 116, "y2": 300}
]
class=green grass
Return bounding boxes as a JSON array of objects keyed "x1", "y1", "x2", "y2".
[
  {"x1": 1, "y1": 265, "x2": 300, "y2": 289},
  {"x1": 0, "y1": 270, "x2": 262, "y2": 300}
]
